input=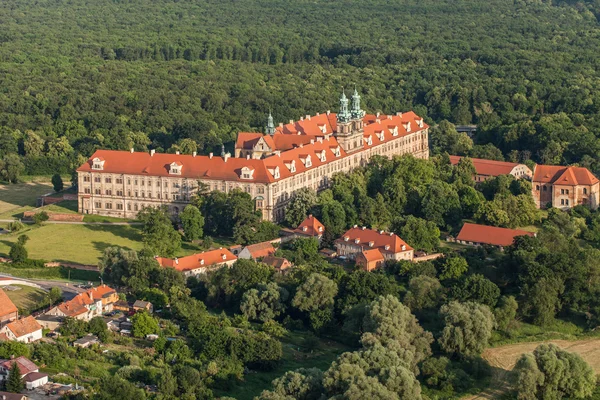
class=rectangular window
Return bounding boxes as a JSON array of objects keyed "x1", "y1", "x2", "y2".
[
  {"x1": 127, "y1": 204, "x2": 131, "y2": 211},
  {"x1": 94, "y1": 177, "x2": 101, "y2": 183},
  {"x1": 95, "y1": 202, "x2": 102, "y2": 208},
  {"x1": 141, "y1": 180, "x2": 145, "y2": 186},
  {"x1": 116, "y1": 203, "x2": 123, "y2": 210},
  {"x1": 135, "y1": 191, "x2": 139, "y2": 197},
  {"x1": 84, "y1": 188, "x2": 91, "y2": 194},
  {"x1": 561, "y1": 189, "x2": 565, "y2": 195},
  {"x1": 134, "y1": 204, "x2": 138, "y2": 211},
  {"x1": 543, "y1": 186, "x2": 547, "y2": 192},
  {"x1": 561, "y1": 199, "x2": 565, "y2": 205},
  {"x1": 566, "y1": 199, "x2": 569, "y2": 205},
  {"x1": 566, "y1": 189, "x2": 569, "y2": 194},
  {"x1": 536, "y1": 185, "x2": 540, "y2": 191},
  {"x1": 584, "y1": 188, "x2": 588, "y2": 195},
  {"x1": 117, "y1": 190, "x2": 123, "y2": 196},
  {"x1": 105, "y1": 189, "x2": 112, "y2": 195},
  {"x1": 134, "y1": 179, "x2": 138, "y2": 185},
  {"x1": 116, "y1": 178, "x2": 123, "y2": 184},
  {"x1": 105, "y1": 203, "x2": 112, "y2": 209},
  {"x1": 127, "y1": 179, "x2": 131, "y2": 185},
  {"x1": 95, "y1": 188, "x2": 101, "y2": 195},
  {"x1": 105, "y1": 177, "x2": 112, "y2": 183},
  {"x1": 83, "y1": 176, "x2": 91, "y2": 182}
]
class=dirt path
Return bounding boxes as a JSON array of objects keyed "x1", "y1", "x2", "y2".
[{"x1": 462, "y1": 338, "x2": 600, "y2": 399}]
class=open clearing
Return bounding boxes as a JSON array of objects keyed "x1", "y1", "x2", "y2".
[
  {"x1": 0, "y1": 181, "x2": 54, "y2": 217},
  {"x1": 2, "y1": 284, "x2": 47, "y2": 312},
  {"x1": 463, "y1": 338, "x2": 600, "y2": 399}
]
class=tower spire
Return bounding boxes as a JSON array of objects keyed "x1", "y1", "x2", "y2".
[
  {"x1": 266, "y1": 111, "x2": 275, "y2": 135},
  {"x1": 351, "y1": 85, "x2": 365, "y2": 120},
  {"x1": 337, "y1": 87, "x2": 351, "y2": 123}
]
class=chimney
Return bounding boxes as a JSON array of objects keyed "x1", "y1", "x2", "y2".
[
  {"x1": 316, "y1": 112, "x2": 320, "y2": 116},
  {"x1": 175, "y1": 151, "x2": 180, "y2": 155},
  {"x1": 300, "y1": 117, "x2": 304, "y2": 121},
  {"x1": 289, "y1": 119, "x2": 294, "y2": 124},
  {"x1": 326, "y1": 110, "x2": 330, "y2": 115},
  {"x1": 396, "y1": 112, "x2": 403, "y2": 117},
  {"x1": 310, "y1": 139, "x2": 314, "y2": 144},
  {"x1": 299, "y1": 143, "x2": 303, "y2": 148},
  {"x1": 224, "y1": 153, "x2": 230, "y2": 162},
  {"x1": 306, "y1": 115, "x2": 311, "y2": 120},
  {"x1": 209, "y1": 153, "x2": 213, "y2": 159},
  {"x1": 275, "y1": 150, "x2": 281, "y2": 157},
  {"x1": 246, "y1": 155, "x2": 250, "y2": 160},
  {"x1": 130, "y1": 148, "x2": 134, "y2": 153},
  {"x1": 353, "y1": 225, "x2": 358, "y2": 228},
  {"x1": 317, "y1": 137, "x2": 323, "y2": 143},
  {"x1": 362, "y1": 226, "x2": 366, "y2": 230},
  {"x1": 376, "y1": 119, "x2": 380, "y2": 124},
  {"x1": 376, "y1": 112, "x2": 380, "y2": 117},
  {"x1": 150, "y1": 149, "x2": 155, "y2": 156},
  {"x1": 279, "y1": 123, "x2": 284, "y2": 128},
  {"x1": 174, "y1": 257, "x2": 178, "y2": 265},
  {"x1": 192, "y1": 151, "x2": 196, "y2": 157}
]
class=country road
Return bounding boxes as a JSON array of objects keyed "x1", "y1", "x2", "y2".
[{"x1": 0, "y1": 273, "x2": 87, "y2": 300}]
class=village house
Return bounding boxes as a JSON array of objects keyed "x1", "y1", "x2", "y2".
[
  {"x1": 449, "y1": 156, "x2": 532, "y2": 182},
  {"x1": 355, "y1": 248, "x2": 385, "y2": 272},
  {"x1": 454, "y1": 223, "x2": 535, "y2": 249},
  {"x1": 261, "y1": 256, "x2": 292, "y2": 273},
  {"x1": 532, "y1": 164, "x2": 599, "y2": 210},
  {"x1": 0, "y1": 316, "x2": 42, "y2": 343},
  {"x1": 0, "y1": 289, "x2": 18, "y2": 328},
  {"x1": 76, "y1": 91, "x2": 429, "y2": 222},
  {"x1": 35, "y1": 315, "x2": 63, "y2": 332},
  {"x1": 46, "y1": 285, "x2": 118, "y2": 322},
  {"x1": 133, "y1": 300, "x2": 153, "y2": 314},
  {"x1": 0, "y1": 392, "x2": 28, "y2": 400},
  {"x1": 335, "y1": 227, "x2": 414, "y2": 262},
  {"x1": 238, "y1": 241, "x2": 276, "y2": 260},
  {"x1": 0, "y1": 356, "x2": 47, "y2": 389},
  {"x1": 73, "y1": 334, "x2": 99, "y2": 348},
  {"x1": 155, "y1": 248, "x2": 237, "y2": 277},
  {"x1": 294, "y1": 215, "x2": 325, "y2": 239}
]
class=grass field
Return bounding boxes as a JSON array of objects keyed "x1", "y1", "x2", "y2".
[
  {"x1": 2, "y1": 284, "x2": 47, "y2": 312},
  {"x1": 0, "y1": 223, "x2": 145, "y2": 264},
  {"x1": 217, "y1": 330, "x2": 352, "y2": 400},
  {"x1": 0, "y1": 181, "x2": 54, "y2": 217}
]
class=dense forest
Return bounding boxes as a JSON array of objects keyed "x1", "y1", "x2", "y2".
[{"x1": 2, "y1": 0, "x2": 600, "y2": 179}]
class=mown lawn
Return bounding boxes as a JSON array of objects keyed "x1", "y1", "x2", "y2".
[
  {"x1": 0, "y1": 181, "x2": 54, "y2": 217},
  {"x1": 2, "y1": 284, "x2": 47, "y2": 312},
  {"x1": 216, "y1": 330, "x2": 352, "y2": 400},
  {"x1": 0, "y1": 223, "x2": 145, "y2": 265}
]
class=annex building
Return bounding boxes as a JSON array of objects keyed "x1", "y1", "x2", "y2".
[
  {"x1": 76, "y1": 90, "x2": 429, "y2": 221},
  {"x1": 532, "y1": 164, "x2": 599, "y2": 210}
]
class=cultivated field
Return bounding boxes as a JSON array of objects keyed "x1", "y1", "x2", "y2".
[{"x1": 463, "y1": 338, "x2": 600, "y2": 399}]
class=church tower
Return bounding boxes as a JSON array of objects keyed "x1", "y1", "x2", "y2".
[
  {"x1": 266, "y1": 112, "x2": 275, "y2": 135},
  {"x1": 335, "y1": 88, "x2": 364, "y2": 154}
]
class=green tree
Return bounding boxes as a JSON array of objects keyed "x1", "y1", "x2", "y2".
[
  {"x1": 0, "y1": 341, "x2": 30, "y2": 359},
  {"x1": 494, "y1": 295, "x2": 518, "y2": 332},
  {"x1": 32, "y1": 211, "x2": 49, "y2": 225},
  {"x1": 93, "y1": 375, "x2": 147, "y2": 400},
  {"x1": 514, "y1": 344, "x2": 596, "y2": 400},
  {"x1": 137, "y1": 206, "x2": 181, "y2": 256},
  {"x1": 522, "y1": 278, "x2": 564, "y2": 326},
  {"x1": 51, "y1": 173, "x2": 64, "y2": 192},
  {"x1": 438, "y1": 301, "x2": 495, "y2": 357},
  {"x1": 404, "y1": 275, "x2": 444, "y2": 311},
  {"x1": 292, "y1": 273, "x2": 338, "y2": 330},
  {"x1": 438, "y1": 256, "x2": 468, "y2": 281},
  {"x1": 131, "y1": 311, "x2": 159, "y2": 338},
  {"x1": 421, "y1": 181, "x2": 462, "y2": 228},
  {"x1": 240, "y1": 282, "x2": 288, "y2": 322},
  {"x1": 398, "y1": 216, "x2": 440, "y2": 252},
  {"x1": 47, "y1": 286, "x2": 63, "y2": 306},
  {"x1": 258, "y1": 368, "x2": 324, "y2": 400},
  {"x1": 179, "y1": 204, "x2": 204, "y2": 241},
  {"x1": 6, "y1": 362, "x2": 24, "y2": 393},
  {"x1": 9, "y1": 243, "x2": 28, "y2": 263},
  {"x1": 89, "y1": 316, "x2": 109, "y2": 342},
  {"x1": 0, "y1": 154, "x2": 24, "y2": 183},
  {"x1": 450, "y1": 274, "x2": 500, "y2": 307},
  {"x1": 285, "y1": 188, "x2": 317, "y2": 227}
]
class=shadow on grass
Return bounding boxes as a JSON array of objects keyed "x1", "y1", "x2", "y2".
[
  {"x1": 0, "y1": 182, "x2": 53, "y2": 207},
  {"x1": 92, "y1": 241, "x2": 135, "y2": 254},
  {"x1": 83, "y1": 224, "x2": 143, "y2": 242}
]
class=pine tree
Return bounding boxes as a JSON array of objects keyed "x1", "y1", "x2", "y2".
[{"x1": 6, "y1": 362, "x2": 24, "y2": 393}]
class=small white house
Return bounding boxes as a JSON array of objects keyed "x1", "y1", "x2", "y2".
[{"x1": 24, "y1": 372, "x2": 49, "y2": 389}]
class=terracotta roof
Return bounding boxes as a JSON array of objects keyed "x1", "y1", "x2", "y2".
[
  {"x1": 261, "y1": 256, "x2": 291, "y2": 270},
  {"x1": 457, "y1": 223, "x2": 535, "y2": 247},
  {"x1": 133, "y1": 300, "x2": 152, "y2": 308},
  {"x1": 155, "y1": 248, "x2": 237, "y2": 272},
  {"x1": 85, "y1": 285, "x2": 117, "y2": 299},
  {"x1": 243, "y1": 241, "x2": 276, "y2": 259},
  {"x1": 24, "y1": 372, "x2": 48, "y2": 382},
  {"x1": 0, "y1": 333, "x2": 9, "y2": 341},
  {"x1": 78, "y1": 110, "x2": 427, "y2": 185},
  {"x1": 0, "y1": 392, "x2": 26, "y2": 400},
  {"x1": 449, "y1": 156, "x2": 528, "y2": 177},
  {"x1": 295, "y1": 215, "x2": 325, "y2": 237},
  {"x1": 359, "y1": 248, "x2": 385, "y2": 262},
  {"x1": 0, "y1": 356, "x2": 39, "y2": 375},
  {"x1": 0, "y1": 289, "x2": 18, "y2": 318},
  {"x1": 336, "y1": 227, "x2": 413, "y2": 254},
  {"x1": 533, "y1": 165, "x2": 599, "y2": 186},
  {"x1": 4, "y1": 316, "x2": 42, "y2": 338}
]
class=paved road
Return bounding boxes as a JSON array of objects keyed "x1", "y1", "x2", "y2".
[
  {"x1": 0, "y1": 219, "x2": 141, "y2": 226},
  {"x1": 0, "y1": 273, "x2": 86, "y2": 300}
]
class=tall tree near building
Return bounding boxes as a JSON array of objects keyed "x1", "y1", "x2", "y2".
[
  {"x1": 438, "y1": 301, "x2": 495, "y2": 357},
  {"x1": 292, "y1": 273, "x2": 338, "y2": 330},
  {"x1": 6, "y1": 362, "x2": 24, "y2": 392},
  {"x1": 137, "y1": 206, "x2": 181, "y2": 256},
  {"x1": 285, "y1": 187, "x2": 318, "y2": 227},
  {"x1": 179, "y1": 204, "x2": 204, "y2": 241}
]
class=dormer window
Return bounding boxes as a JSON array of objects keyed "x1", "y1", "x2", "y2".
[
  {"x1": 384, "y1": 245, "x2": 390, "y2": 251},
  {"x1": 331, "y1": 146, "x2": 341, "y2": 157},
  {"x1": 417, "y1": 119, "x2": 424, "y2": 128},
  {"x1": 401, "y1": 245, "x2": 406, "y2": 251},
  {"x1": 366, "y1": 136, "x2": 373, "y2": 146},
  {"x1": 318, "y1": 124, "x2": 327, "y2": 134},
  {"x1": 284, "y1": 160, "x2": 296, "y2": 173},
  {"x1": 390, "y1": 126, "x2": 399, "y2": 136},
  {"x1": 318, "y1": 226, "x2": 323, "y2": 232},
  {"x1": 200, "y1": 259, "x2": 205, "y2": 265},
  {"x1": 91, "y1": 157, "x2": 105, "y2": 170},
  {"x1": 303, "y1": 226, "x2": 308, "y2": 232},
  {"x1": 354, "y1": 238, "x2": 360, "y2": 244},
  {"x1": 268, "y1": 166, "x2": 280, "y2": 179},
  {"x1": 318, "y1": 150, "x2": 326, "y2": 162},
  {"x1": 344, "y1": 236, "x2": 349, "y2": 242},
  {"x1": 305, "y1": 155, "x2": 312, "y2": 168},
  {"x1": 169, "y1": 162, "x2": 182, "y2": 175},
  {"x1": 221, "y1": 254, "x2": 227, "y2": 260},
  {"x1": 369, "y1": 241, "x2": 374, "y2": 247},
  {"x1": 403, "y1": 122, "x2": 411, "y2": 132},
  {"x1": 240, "y1": 166, "x2": 255, "y2": 180}
]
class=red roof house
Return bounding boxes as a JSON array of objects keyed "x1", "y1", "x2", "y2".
[
  {"x1": 355, "y1": 249, "x2": 385, "y2": 272},
  {"x1": 294, "y1": 215, "x2": 325, "y2": 239},
  {"x1": 0, "y1": 316, "x2": 42, "y2": 343},
  {"x1": 0, "y1": 289, "x2": 18, "y2": 327},
  {"x1": 238, "y1": 241, "x2": 276, "y2": 260},
  {"x1": 335, "y1": 227, "x2": 414, "y2": 262},
  {"x1": 449, "y1": 156, "x2": 532, "y2": 182},
  {"x1": 532, "y1": 165, "x2": 600, "y2": 210},
  {"x1": 456, "y1": 223, "x2": 535, "y2": 248},
  {"x1": 155, "y1": 248, "x2": 237, "y2": 276}
]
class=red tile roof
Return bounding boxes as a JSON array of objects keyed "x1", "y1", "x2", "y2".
[
  {"x1": 0, "y1": 392, "x2": 26, "y2": 400},
  {"x1": 295, "y1": 215, "x2": 325, "y2": 237},
  {"x1": 4, "y1": 316, "x2": 42, "y2": 338},
  {"x1": 86, "y1": 285, "x2": 117, "y2": 299},
  {"x1": 359, "y1": 248, "x2": 385, "y2": 262},
  {"x1": 533, "y1": 165, "x2": 599, "y2": 186},
  {"x1": 0, "y1": 356, "x2": 39, "y2": 375},
  {"x1": 78, "y1": 111, "x2": 427, "y2": 185},
  {"x1": 243, "y1": 241, "x2": 276, "y2": 259},
  {"x1": 24, "y1": 371, "x2": 48, "y2": 382},
  {"x1": 57, "y1": 301, "x2": 88, "y2": 317},
  {"x1": 261, "y1": 256, "x2": 291, "y2": 271},
  {"x1": 457, "y1": 223, "x2": 535, "y2": 247},
  {"x1": 336, "y1": 227, "x2": 413, "y2": 254},
  {"x1": 0, "y1": 289, "x2": 18, "y2": 318},
  {"x1": 156, "y1": 248, "x2": 237, "y2": 272},
  {"x1": 449, "y1": 156, "x2": 527, "y2": 177}
]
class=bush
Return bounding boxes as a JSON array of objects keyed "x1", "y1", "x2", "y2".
[
  {"x1": 7, "y1": 221, "x2": 24, "y2": 232},
  {"x1": 32, "y1": 211, "x2": 49, "y2": 225},
  {"x1": 9, "y1": 243, "x2": 28, "y2": 263}
]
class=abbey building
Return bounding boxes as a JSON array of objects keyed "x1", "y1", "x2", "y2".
[{"x1": 76, "y1": 90, "x2": 430, "y2": 221}]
